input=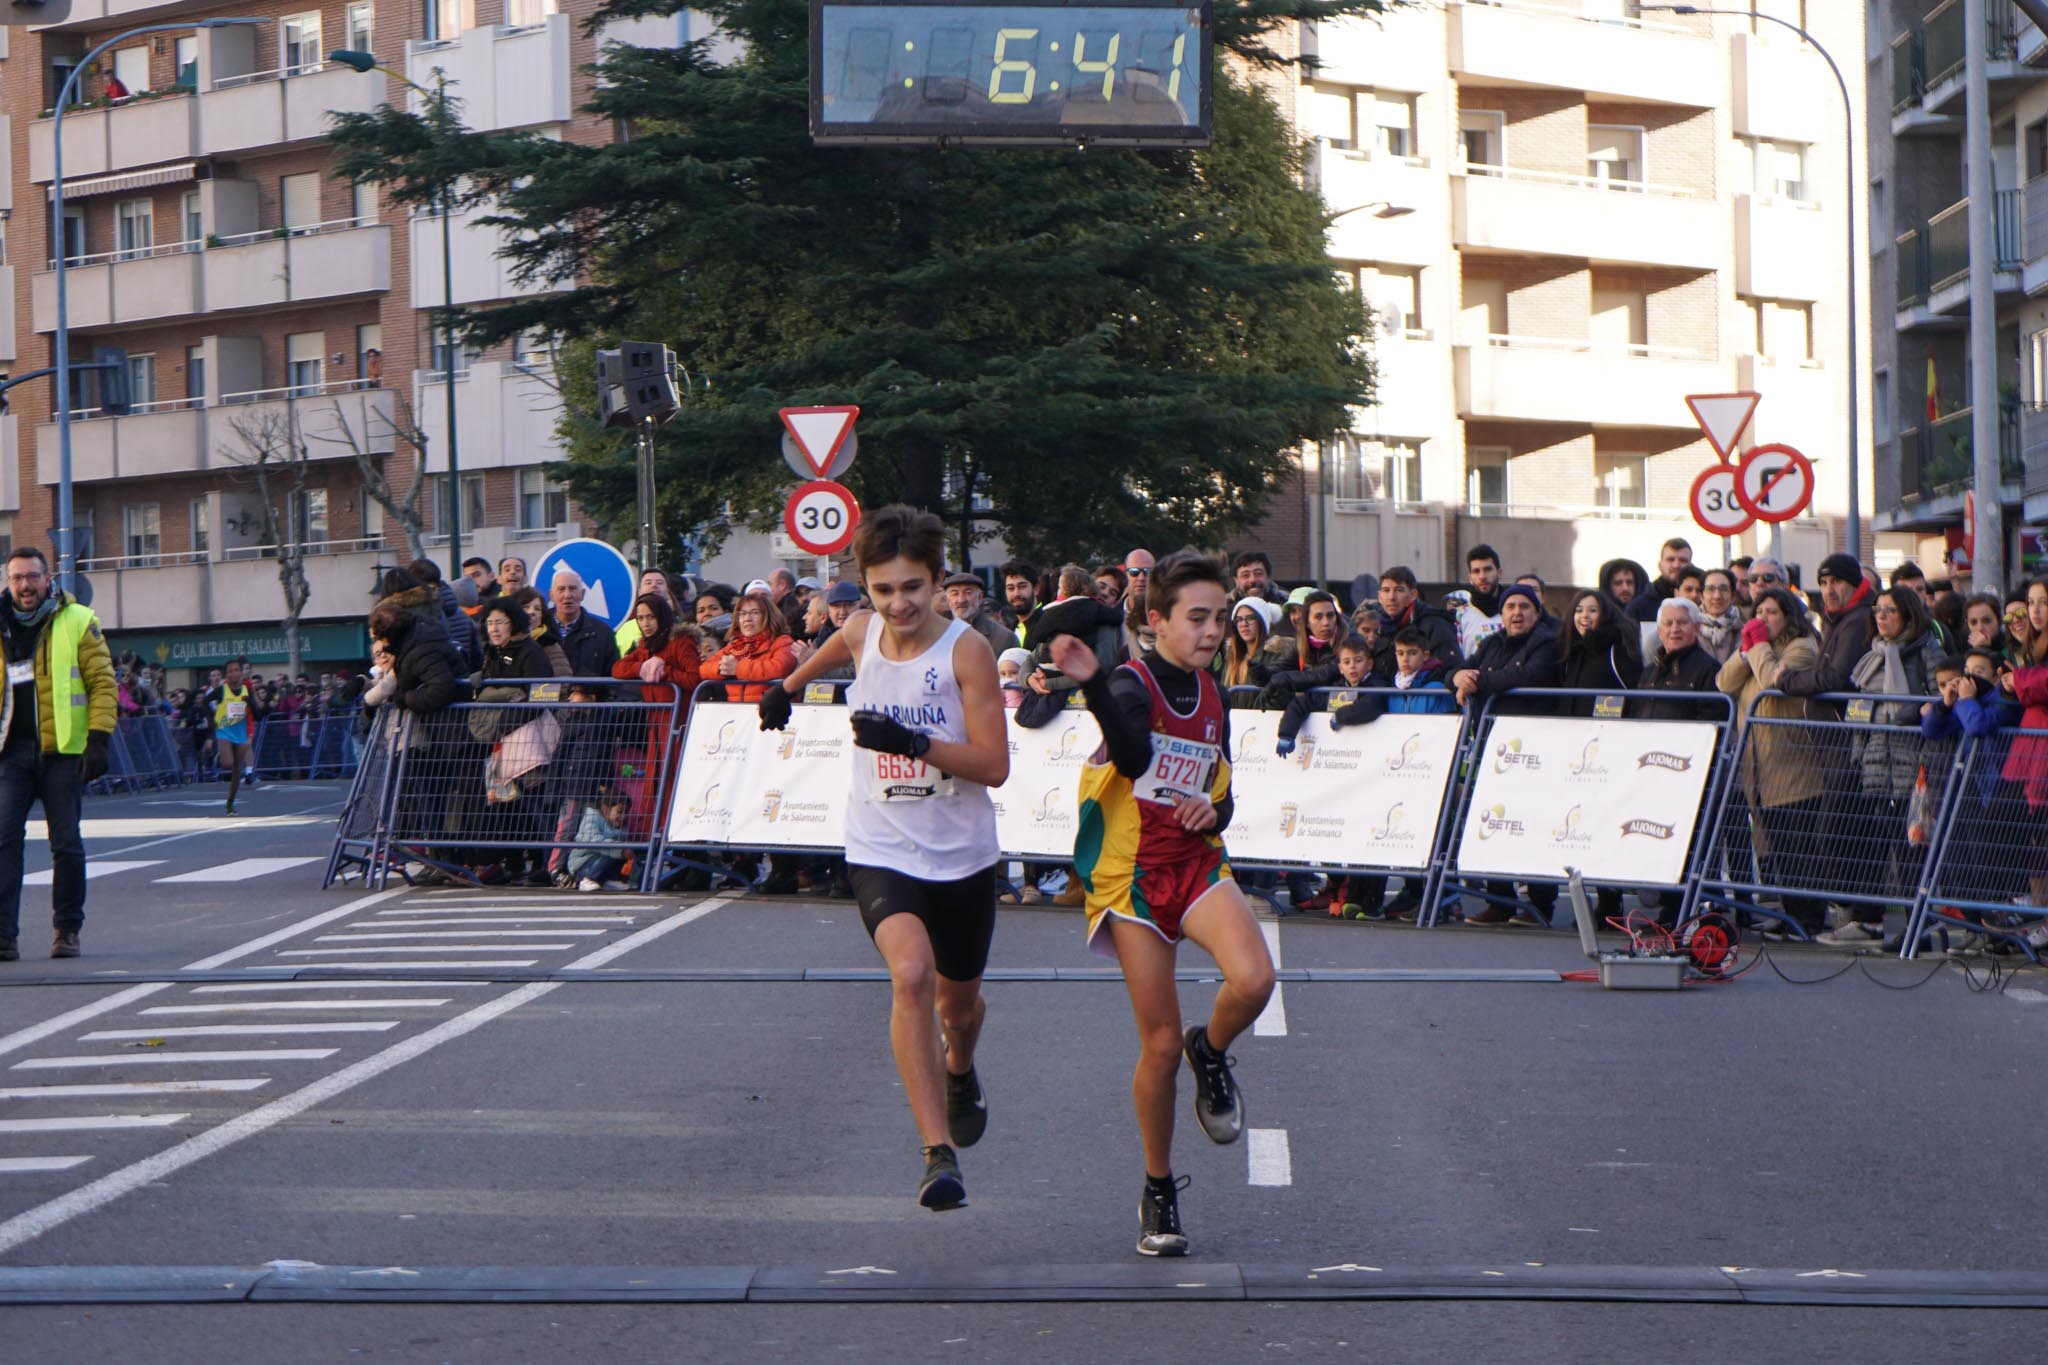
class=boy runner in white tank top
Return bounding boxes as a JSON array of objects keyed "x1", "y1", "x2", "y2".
[{"x1": 759, "y1": 506, "x2": 1009, "y2": 1211}]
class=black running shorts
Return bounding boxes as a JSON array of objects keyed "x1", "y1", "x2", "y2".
[{"x1": 850, "y1": 864, "x2": 999, "y2": 982}]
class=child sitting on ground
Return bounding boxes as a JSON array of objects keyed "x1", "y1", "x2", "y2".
[{"x1": 568, "y1": 786, "x2": 634, "y2": 892}]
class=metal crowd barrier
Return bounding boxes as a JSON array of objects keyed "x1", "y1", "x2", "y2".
[
  {"x1": 89, "y1": 714, "x2": 188, "y2": 794},
  {"x1": 251, "y1": 712, "x2": 363, "y2": 780},
  {"x1": 1432, "y1": 687, "x2": 1738, "y2": 929},
  {"x1": 1901, "y1": 724, "x2": 2048, "y2": 960},
  {"x1": 1693, "y1": 690, "x2": 1959, "y2": 948},
  {"x1": 324, "y1": 678, "x2": 688, "y2": 892},
  {"x1": 325, "y1": 711, "x2": 402, "y2": 888}
]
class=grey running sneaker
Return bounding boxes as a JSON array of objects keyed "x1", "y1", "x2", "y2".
[
  {"x1": 945, "y1": 1065, "x2": 987, "y2": 1149},
  {"x1": 1137, "y1": 1174, "x2": 1191, "y2": 1257},
  {"x1": 919, "y1": 1144, "x2": 966, "y2": 1210},
  {"x1": 1182, "y1": 1026, "x2": 1243, "y2": 1145}
]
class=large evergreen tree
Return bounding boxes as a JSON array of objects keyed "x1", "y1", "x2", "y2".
[{"x1": 330, "y1": 0, "x2": 1384, "y2": 565}]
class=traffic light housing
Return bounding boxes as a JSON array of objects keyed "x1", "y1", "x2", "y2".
[
  {"x1": 94, "y1": 346, "x2": 131, "y2": 416},
  {"x1": 595, "y1": 341, "x2": 679, "y2": 429}
]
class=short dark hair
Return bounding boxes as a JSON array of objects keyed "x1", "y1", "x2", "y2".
[
  {"x1": 1230, "y1": 550, "x2": 1272, "y2": 575},
  {"x1": 1392, "y1": 625, "x2": 1430, "y2": 650},
  {"x1": 500, "y1": 555, "x2": 528, "y2": 572},
  {"x1": 7, "y1": 546, "x2": 49, "y2": 572},
  {"x1": 1465, "y1": 544, "x2": 1500, "y2": 569},
  {"x1": 1516, "y1": 573, "x2": 1546, "y2": 591},
  {"x1": 378, "y1": 566, "x2": 421, "y2": 598},
  {"x1": 1378, "y1": 566, "x2": 1418, "y2": 590},
  {"x1": 1675, "y1": 564, "x2": 1706, "y2": 588},
  {"x1": 1147, "y1": 550, "x2": 1230, "y2": 619},
  {"x1": 461, "y1": 556, "x2": 493, "y2": 576},
  {"x1": 1932, "y1": 654, "x2": 1969, "y2": 676},
  {"x1": 1661, "y1": 537, "x2": 1692, "y2": 555},
  {"x1": 406, "y1": 558, "x2": 444, "y2": 585},
  {"x1": 1730, "y1": 556, "x2": 1754, "y2": 571},
  {"x1": 1890, "y1": 561, "x2": 1926, "y2": 586},
  {"x1": 852, "y1": 503, "x2": 947, "y2": 577},
  {"x1": 999, "y1": 558, "x2": 1039, "y2": 586},
  {"x1": 481, "y1": 600, "x2": 525, "y2": 634},
  {"x1": 1336, "y1": 633, "x2": 1373, "y2": 657},
  {"x1": 1966, "y1": 648, "x2": 2005, "y2": 671}
]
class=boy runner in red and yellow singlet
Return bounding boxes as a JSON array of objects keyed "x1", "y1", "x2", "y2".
[{"x1": 1048, "y1": 551, "x2": 1276, "y2": 1258}]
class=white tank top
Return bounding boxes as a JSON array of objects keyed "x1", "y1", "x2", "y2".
[{"x1": 842, "y1": 615, "x2": 999, "y2": 879}]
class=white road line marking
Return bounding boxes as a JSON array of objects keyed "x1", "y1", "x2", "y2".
[
  {"x1": 0, "y1": 1114, "x2": 189, "y2": 1134},
  {"x1": 276, "y1": 945, "x2": 573, "y2": 956},
  {"x1": 143, "y1": 1001, "x2": 451, "y2": 1016},
  {"x1": 257, "y1": 960, "x2": 541, "y2": 970},
  {"x1": 191, "y1": 981, "x2": 483, "y2": 994},
  {"x1": 0, "y1": 888, "x2": 407, "y2": 1063},
  {"x1": 154, "y1": 857, "x2": 324, "y2": 883},
  {"x1": 23, "y1": 860, "x2": 164, "y2": 886},
  {"x1": 0, "y1": 1157, "x2": 92, "y2": 1173},
  {"x1": 318, "y1": 930, "x2": 607, "y2": 941},
  {"x1": 401, "y1": 898, "x2": 661, "y2": 909},
  {"x1": 14, "y1": 1050, "x2": 339, "y2": 1070},
  {"x1": 93, "y1": 806, "x2": 342, "y2": 858},
  {"x1": 2007, "y1": 987, "x2": 2048, "y2": 1005},
  {"x1": 0, "y1": 897, "x2": 728, "y2": 1255},
  {"x1": 80, "y1": 1024, "x2": 398, "y2": 1041},
  {"x1": 1248, "y1": 1128, "x2": 1293, "y2": 1187},
  {"x1": 369, "y1": 914, "x2": 641, "y2": 924},
  {"x1": 0, "y1": 1080, "x2": 271, "y2": 1100},
  {"x1": 1254, "y1": 920, "x2": 1287, "y2": 1038}
]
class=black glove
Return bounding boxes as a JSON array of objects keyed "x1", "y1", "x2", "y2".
[
  {"x1": 849, "y1": 709, "x2": 931, "y2": 759},
  {"x1": 1260, "y1": 681, "x2": 1294, "y2": 711},
  {"x1": 757, "y1": 681, "x2": 793, "y2": 731},
  {"x1": 82, "y1": 731, "x2": 111, "y2": 782}
]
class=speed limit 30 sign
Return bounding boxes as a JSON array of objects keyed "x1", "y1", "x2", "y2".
[
  {"x1": 783, "y1": 479, "x2": 861, "y2": 556},
  {"x1": 1688, "y1": 463, "x2": 1754, "y2": 537}
]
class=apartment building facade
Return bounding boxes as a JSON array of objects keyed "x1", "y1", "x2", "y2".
[
  {"x1": 1231, "y1": 0, "x2": 1870, "y2": 590},
  {"x1": 1, "y1": 0, "x2": 683, "y2": 677},
  {"x1": 1875, "y1": 0, "x2": 2048, "y2": 582}
]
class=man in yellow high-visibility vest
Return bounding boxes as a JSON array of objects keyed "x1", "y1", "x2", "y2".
[{"x1": 0, "y1": 547, "x2": 116, "y2": 961}]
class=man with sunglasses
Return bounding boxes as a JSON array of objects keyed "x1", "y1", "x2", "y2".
[{"x1": 1122, "y1": 550, "x2": 1155, "y2": 606}]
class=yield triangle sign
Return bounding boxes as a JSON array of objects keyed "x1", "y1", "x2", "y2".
[
  {"x1": 779, "y1": 406, "x2": 860, "y2": 478},
  {"x1": 1684, "y1": 392, "x2": 1761, "y2": 464}
]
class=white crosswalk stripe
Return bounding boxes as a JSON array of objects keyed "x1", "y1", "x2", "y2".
[
  {"x1": 402, "y1": 898, "x2": 661, "y2": 909},
  {"x1": 369, "y1": 915, "x2": 641, "y2": 925},
  {"x1": 0, "y1": 1080, "x2": 270, "y2": 1100},
  {"x1": 80, "y1": 1024, "x2": 398, "y2": 1041},
  {"x1": 14, "y1": 1050, "x2": 339, "y2": 1069},
  {"x1": 277, "y1": 945, "x2": 573, "y2": 956},
  {"x1": 142, "y1": 1001, "x2": 452, "y2": 1015},
  {"x1": 0, "y1": 1115, "x2": 188, "y2": 1134},
  {"x1": 24, "y1": 860, "x2": 163, "y2": 885},
  {"x1": 154, "y1": 857, "x2": 323, "y2": 883},
  {"x1": 191, "y1": 982, "x2": 486, "y2": 993},
  {"x1": 321, "y1": 930, "x2": 606, "y2": 941},
  {"x1": 0, "y1": 1157, "x2": 92, "y2": 1173},
  {"x1": 255, "y1": 960, "x2": 540, "y2": 970}
]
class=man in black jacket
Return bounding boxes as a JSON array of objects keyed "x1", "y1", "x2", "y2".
[
  {"x1": 1625, "y1": 538, "x2": 1693, "y2": 624},
  {"x1": 550, "y1": 565, "x2": 621, "y2": 680},
  {"x1": 1636, "y1": 598, "x2": 1722, "y2": 719},
  {"x1": 1451, "y1": 585, "x2": 1558, "y2": 709},
  {"x1": 1373, "y1": 567, "x2": 1461, "y2": 675},
  {"x1": 1774, "y1": 553, "x2": 1873, "y2": 707}
]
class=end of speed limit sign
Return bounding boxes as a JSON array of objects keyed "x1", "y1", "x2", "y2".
[
  {"x1": 1688, "y1": 463, "x2": 1754, "y2": 537},
  {"x1": 783, "y1": 480, "x2": 860, "y2": 556}
]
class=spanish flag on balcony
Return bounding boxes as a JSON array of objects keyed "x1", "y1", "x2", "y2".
[{"x1": 1927, "y1": 348, "x2": 1939, "y2": 423}]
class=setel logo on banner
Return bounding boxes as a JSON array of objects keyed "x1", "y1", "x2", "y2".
[
  {"x1": 533, "y1": 537, "x2": 637, "y2": 629},
  {"x1": 1453, "y1": 716, "x2": 1718, "y2": 885}
]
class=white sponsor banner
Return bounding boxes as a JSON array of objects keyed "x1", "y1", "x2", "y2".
[
  {"x1": 1453, "y1": 715, "x2": 1719, "y2": 885},
  {"x1": 666, "y1": 703, "x2": 850, "y2": 849},
  {"x1": 993, "y1": 710, "x2": 1102, "y2": 859},
  {"x1": 1227, "y1": 711, "x2": 1462, "y2": 871}
]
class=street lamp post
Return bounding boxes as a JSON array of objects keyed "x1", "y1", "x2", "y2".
[
  {"x1": 329, "y1": 49, "x2": 461, "y2": 579},
  {"x1": 50, "y1": 18, "x2": 268, "y2": 594},
  {"x1": 1640, "y1": 5, "x2": 1862, "y2": 564}
]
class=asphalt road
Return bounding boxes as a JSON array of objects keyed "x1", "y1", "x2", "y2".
[{"x1": 1, "y1": 779, "x2": 2045, "y2": 1361}]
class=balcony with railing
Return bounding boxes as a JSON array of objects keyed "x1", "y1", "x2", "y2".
[
  {"x1": 29, "y1": 238, "x2": 204, "y2": 332},
  {"x1": 36, "y1": 380, "x2": 394, "y2": 485},
  {"x1": 1900, "y1": 405, "x2": 2022, "y2": 502},
  {"x1": 1452, "y1": 164, "x2": 1720, "y2": 271},
  {"x1": 27, "y1": 89, "x2": 197, "y2": 183},
  {"x1": 2023, "y1": 403, "x2": 2048, "y2": 502},
  {"x1": 1453, "y1": 332, "x2": 1724, "y2": 429},
  {"x1": 1449, "y1": 0, "x2": 1717, "y2": 108},
  {"x1": 1927, "y1": 191, "x2": 2022, "y2": 312},
  {"x1": 201, "y1": 216, "x2": 392, "y2": 314},
  {"x1": 199, "y1": 60, "x2": 386, "y2": 158},
  {"x1": 1922, "y1": 0, "x2": 2029, "y2": 114},
  {"x1": 406, "y1": 12, "x2": 573, "y2": 133}
]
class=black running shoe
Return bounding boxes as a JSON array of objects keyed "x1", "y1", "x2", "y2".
[
  {"x1": 919, "y1": 1143, "x2": 966, "y2": 1210},
  {"x1": 1137, "y1": 1174, "x2": 1191, "y2": 1257},
  {"x1": 1182, "y1": 1026, "x2": 1243, "y2": 1145},
  {"x1": 945, "y1": 1066, "x2": 987, "y2": 1149}
]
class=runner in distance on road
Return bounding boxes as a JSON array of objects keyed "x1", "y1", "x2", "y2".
[
  {"x1": 1049, "y1": 550, "x2": 1277, "y2": 1258},
  {"x1": 759, "y1": 505, "x2": 1009, "y2": 1212}
]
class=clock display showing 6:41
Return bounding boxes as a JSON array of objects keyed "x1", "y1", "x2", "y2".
[{"x1": 811, "y1": 0, "x2": 1212, "y2": 146}]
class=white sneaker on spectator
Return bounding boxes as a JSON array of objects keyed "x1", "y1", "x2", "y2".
[
  {"x1": 1815, "y1": 921, "x2": 1885, "y2": 949},
  {"x1": 577, "y1": 877, "x2": 603, "y2": 893},
  {"x1": 1945, "y1": 931, "x2": 1987, "y2": 956}
]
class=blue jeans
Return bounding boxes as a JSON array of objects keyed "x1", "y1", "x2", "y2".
[{"x1": 0, "y1": 750, "x2": 86, "y2": 943}]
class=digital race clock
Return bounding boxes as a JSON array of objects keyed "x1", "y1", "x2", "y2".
[{"x1": 811, "y1": 0, "x2": 1212, "y2": 147}]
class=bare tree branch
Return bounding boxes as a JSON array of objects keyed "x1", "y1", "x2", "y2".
[
  {"x1": 219, "y1": 407, "x2": 313, "y2": 679},
  {"x1": 301, "y1": 391, "x2": 431, "y2": 563}
]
